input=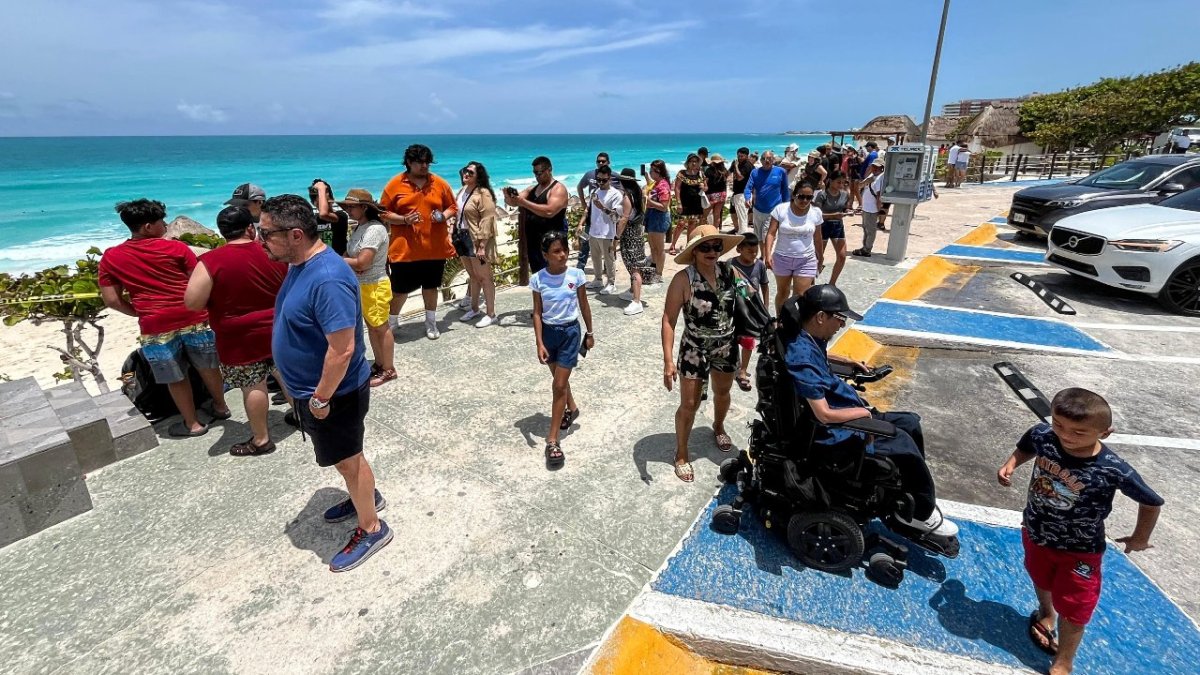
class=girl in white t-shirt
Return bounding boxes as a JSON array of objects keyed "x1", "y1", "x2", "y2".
[{"x1": 765, "y1": 182, "x2": 825, "y2": 315}]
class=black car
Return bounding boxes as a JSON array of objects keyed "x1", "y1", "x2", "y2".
[{"x1": 1008, "y1": 155, "x2": 1200, "y2": 236}]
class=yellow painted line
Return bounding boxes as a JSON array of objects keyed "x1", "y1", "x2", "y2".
[
  {"x1": 830, "y1": 328, "x2": 882, "y2": 363},
  {"x1": 880, "y1": 255, "x2": 963, "y2": 302},
  {"x1": 831, "y1": 329, "x2": 918, "y2": 411},
  {"x1": 955, "y1": 222, "x2": 998, "y2": 246},
  {"x1": 585, "y1": 617, "x2": 776, "y2": 675}
]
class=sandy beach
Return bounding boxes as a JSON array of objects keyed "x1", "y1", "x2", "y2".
[{"x1": 0, "y1": 185, "x2": 1018, "y2": 394}]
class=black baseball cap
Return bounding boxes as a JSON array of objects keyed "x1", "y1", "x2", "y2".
[
  {"x1": 802, "y1": 284, "x2": 863, "y2": 321},
  {"x1": 225, "y1": 183, "x2": 266, "y2": 206},
  {"x1": 215, "y1": 205, "x2": 255, "y2": 239}
]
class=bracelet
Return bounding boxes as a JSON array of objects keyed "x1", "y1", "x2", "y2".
[{"x1": 586, "y1": 332, "x2": 594, "y2": 337}]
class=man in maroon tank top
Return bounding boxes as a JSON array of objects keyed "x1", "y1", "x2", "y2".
[{"x1": 185, "y1": 206, "x2": 290, "y2": 456}]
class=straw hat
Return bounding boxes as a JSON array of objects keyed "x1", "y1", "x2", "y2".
[
  {"x1": 674, "y1": 224, "x2": 743, "y2": 265},
  {"x1": 709, "y1": 153, "x2": 725, "y2": 164},
  {"x1": 336, "y1": 188, "x2": 381, "y2": 209}
]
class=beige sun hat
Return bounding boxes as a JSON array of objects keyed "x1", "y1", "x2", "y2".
[
  {"x1": 674, "y1": 224, "x2": 744, "y2": 265},
  {"x1": 335, "y1": 188, "x2": 382, "y2": 209}
]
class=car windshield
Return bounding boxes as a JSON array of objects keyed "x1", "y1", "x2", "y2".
[
  {"x1": 1075, "y1": 162, "x2": 1172, "y2": 189},
  {"x1": 1159, "y1": 188, "x2": 1200, "y2": 213}
]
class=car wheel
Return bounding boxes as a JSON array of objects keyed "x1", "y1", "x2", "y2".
[{"x1": 1159, "y1": 257, "x2": 1200, "y2": 316}]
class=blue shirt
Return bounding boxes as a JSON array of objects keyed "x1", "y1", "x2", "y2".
[
  {"x1": 531, "y1": 266, "x2": 587, "y2": 326},
  {"x1": 744, "y1": 166, "x2": 791, "y2": 214},
  {"x1": 859, "y1": 151, "x2": 878, "y2": 179},
  {"x1": 1018, "y1": 423, "x2": 1163, "y2": 553},
  {"x1": 272, "y1": 247, "x2": 369, "y2": 399},
  {"x1": 784, "y1": 330, "x2": 865, "y2": 447}
]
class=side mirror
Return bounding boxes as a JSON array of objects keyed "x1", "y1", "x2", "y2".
[{"x1": 1159, "y1": 182, "x2": 1187, "y2": 194}]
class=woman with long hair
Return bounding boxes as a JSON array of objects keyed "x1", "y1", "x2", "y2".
[
  {"x1": 812, "y1": 171, "x2": 852, "y2": 286},
  {"x1": 669, "y1": 154, "x2": 705, "y2": 255},
  {"x1": 765, "y1": 182, "x2": 824, "y2": 315},
  {"x1": 803, "y1": 151, "x2": 828, "y2": 191},
  {"x1": 339, "y1": 189, "x2": 397, "y2": 387},
  {"x1": 455, "y1": 161, "x2": 500, "y2": 328},
  {"x1": 644, "y1": 159, "x2": 672, "y2": 282},
  {"x1": 616, "y1": 168, "x2": 654, "y2": 315},
  {"x1": 703, "y1": 153, "x2": 729, "y2": 229}
]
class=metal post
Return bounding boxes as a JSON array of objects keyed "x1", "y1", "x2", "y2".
[
  {"x1": 1048, "y1": 152, "x2": 1057, "y2": 179},
  {"x1": 918, "y1": 0, "x2": 952, "y2": 144}
]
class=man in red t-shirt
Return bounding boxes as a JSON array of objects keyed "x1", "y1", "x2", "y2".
[
  {"x1": 185, "y1": 205, "x2": 289, "y2": 456},
  {"x1": 98, "y1": 199, "x2": 229, "y2": 437}
]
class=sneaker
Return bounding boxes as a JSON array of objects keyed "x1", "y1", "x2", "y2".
[
  {"x1": 284, "y1": 410, "x2": 300, "y2": 428},
  {"x1": 599, "y1": 284, "x2": 617, "y2": 295},
  {"x1": 456, "y1": 297, "x2": 471, "y2": 310},
  {"x1": 426, "y1": 322, "x2": 440, "y2": 340},
  {"x1": 586, "y1": 280, "x2": 604, "y2": 290},
  {"x1": 618, "y1": 290, "x2": 634, "y2": 301},
  {"x1": 476, "y1": 314, "x2": 495, "y2": 328},
  {"x1": 324, "y1": 489, "x2": 387, "y2": 523},
  {"x1": 461, "y1": 309, "x2": 480, "y2": 322},
  {"x1": 329, "y1": 521, "x2": 394, "y2": 573},
  {"x1": 623, "y1": 301, "x2": 644, "y2": 316},
  {"x1": 894, "y1": 506, "x2": 959, "y2": 537},
  {"x1": 369, "y1": 368, "x2": 397, "y2": 387}
]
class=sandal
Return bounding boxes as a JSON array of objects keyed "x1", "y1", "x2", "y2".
[
  {"x1": 209, "y1": 408, "x2": 232, "y2": 421},
  {"x1": 674, "y1": 461, "x2": 694, "y2": 483},
  {"x1": 369, "y1": 368, "x2": 397, "y2": 388},
  {"x1": 715, "y1": 432, "x2": 734, "y2": 453},
  {"x1": 229, "y1": 437, "x2": 276, "y2": 457},
  {"x1": 560, "y1": 408, "x2": 580, "y2": 431},
  {"x1": 1028, "y1": 611, "x2": 1058, "y2": 656},
  {"x1": 545, "y1": 442, "x2": 565, "y2": 469},
  {"x1": 168, "y1": 422, "x2": 209, "y2": 437},
  {"x1": 736, "y1": 373, "x2": 752, "y2": 392}
]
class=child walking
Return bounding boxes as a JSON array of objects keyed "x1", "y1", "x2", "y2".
[
  {"x1": 729, "y1": 232, "x2": 770, "y2": 392},
  {"x1": 997, "y1": 388, "x2": 1163, "y2": 674},
  {"x1": 530, "y1": 231, "x2": 595, "y2": 470}
]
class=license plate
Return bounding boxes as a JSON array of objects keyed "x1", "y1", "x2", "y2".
[{"x1": 1012, "y1": 213, "x2": 1026, "y2": 223}]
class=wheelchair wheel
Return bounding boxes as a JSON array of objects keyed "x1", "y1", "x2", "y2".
[
  {"x1": 719, "y1": 457, "x2": 742, "y2": 484},
  {"x1": 865, "y1": 551, "x2": 904, "y2": 588},
  {"x1": 711, "y1": 504, "x2": 741, "y2": 534},
  {"x1": 786, "y1": 511, "x2": 865, "y2": 573}
]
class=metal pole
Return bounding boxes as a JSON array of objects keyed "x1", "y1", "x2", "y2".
[{"x1": 918, "y1": 0, "x2": 952, "y2": 144}]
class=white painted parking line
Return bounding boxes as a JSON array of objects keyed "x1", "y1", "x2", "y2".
[
  {"x1": 1106, "y1": 434, "x2": 1200, "y2": 451},
  {"x1": 1074, "y1": 322, "x2": 1200, "y2": 333}
]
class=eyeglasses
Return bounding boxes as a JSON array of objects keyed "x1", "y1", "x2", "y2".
[
  {"x1": 596, "y1": 178, "x2": 611, "y2": 184},
  {"x1": 532, "y1": 168, "x2": 547, "y2": 176},
  {"x1": 794, "y1": 194, "x2": 814, "y2": 201},
  {"x1": 254, "y1": 225, "x2": 291, "y2": 240},
  {"x1": 695, "y1": 242, "x2": 724, "y2": 253}
]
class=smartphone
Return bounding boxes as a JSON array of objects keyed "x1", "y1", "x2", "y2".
[
  {"x1": 640, "y1": 164, "x2": 647, "y2": 176},
  {"x1": 579, "y1": 336, "x2": 589, "y2": 358},
  {"x1": 504, "y1": 186, "x2": 519, "y2": 197}
]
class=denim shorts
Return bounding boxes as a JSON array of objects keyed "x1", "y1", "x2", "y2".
[
  {"x1": 139, "y1": 324, "x2": 220, "y2": 384},
  {"x1": 542, "y1": 321, "x2": 582, "y2": 369},
  {"x1": 821, "y1": 219, "x2": 846, "y2": 240},
  {"x1": 644, "y1": 209, "x2": 670, "y2": 234}
]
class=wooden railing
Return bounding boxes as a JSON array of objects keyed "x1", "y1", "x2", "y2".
[{"x1": 937, "y1": 152, "x2": 1133, "y2": 184}]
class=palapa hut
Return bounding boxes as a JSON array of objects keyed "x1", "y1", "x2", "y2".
[
  {"x1": 924, "y1": 115, "x2": 962, "y2": 145},
  {"x1": 960, "y1": 103, "x2": 1041, "y2": 155},
  {"x1": 829, "y1": 114, "x2": 921, "y2": 150}
]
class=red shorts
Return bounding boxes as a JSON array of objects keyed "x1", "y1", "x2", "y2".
[
  {"x1": 1022, "y1": 528, "x2": 1104, "y2": 625},
  {"x1": 737, "y1": 335, "x2": 757, "y2": 351}
]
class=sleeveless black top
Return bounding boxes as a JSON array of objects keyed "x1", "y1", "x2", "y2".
[{"x1": 524, "y1": 180, "x2": 567, "y2": 231}]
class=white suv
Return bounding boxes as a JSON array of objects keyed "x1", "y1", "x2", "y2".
[{"x1": 1166, "y1": 127, "x2": 1200, "y2": 153}]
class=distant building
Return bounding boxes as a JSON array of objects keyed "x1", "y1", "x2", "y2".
[{"x1": 941, "y1": 97, "x2": 1029, "y2": 117}]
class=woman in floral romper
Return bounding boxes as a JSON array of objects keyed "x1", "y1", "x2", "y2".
[{"x1": 661, "y1": 224, "x2": 744, "y2": 482}]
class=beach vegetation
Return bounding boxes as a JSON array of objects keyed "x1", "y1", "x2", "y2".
[
  {"x1": 177, "y1": 232, "x2": 225, "y2": 249},
  {"x1": 0, "y1": 247, "x2": 111, "y2": 391},
  {"x1": 1020, "y1": 62, "x2": 1200, "y2": 152}
]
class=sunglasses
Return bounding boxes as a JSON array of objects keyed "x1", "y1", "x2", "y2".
[
  {"x1": 695, "y1": 242, "x2": 724, "y2": 253},
  {"x1": 830, "y1": 312, "x2": 848, "y2": 323},
  {"x1": 254, "y1": 225, "x2": 291, "y2": 240},
  {"x1": 794, "y1": 194, "x2": 814, "y2": 201},
  {"x1": 596, "y1": 177, "x2": 611, "y2": 184},
  {"x1": 461, "y1": 169, "x2": 475, "y2": 176},
  {"x1": 596, "y1": 159, "x2": 609, "y2": 165}
]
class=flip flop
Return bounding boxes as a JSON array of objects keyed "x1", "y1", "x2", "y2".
[
  {"x1": 674, "y1": 461, "x2": 694, "y2": 483},
  {"x1": 736, "y1": 374, "x2": 752, "y2": 392},
  {"x1": 168, "y1": 422, "x2": 209, "y2": 437},
  {"x1": 715, "y1": 432, "x2": 734, "y2": 453},
  {"x1": 1028, "y1": 611, "x2": 1058, "y2": 656}
]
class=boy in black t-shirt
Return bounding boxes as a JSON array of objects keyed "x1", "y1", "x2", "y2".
[{"x1": 997, "y1": 388, "x2": 1163, "y2": 675}]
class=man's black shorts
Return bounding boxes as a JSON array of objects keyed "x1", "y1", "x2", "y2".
[
  {"x1": 298, "y1": 382, "x2": 370, "y2": 467},
  {"x1": 388, "y1": 259, "x2": 446, "y2": 295}
]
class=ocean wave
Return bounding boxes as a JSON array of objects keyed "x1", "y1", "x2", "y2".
[{"x1": 0, "y1": 229, "x2": 128, "y2": 273}]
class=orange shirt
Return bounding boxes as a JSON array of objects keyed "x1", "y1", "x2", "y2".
[{"x1": 379, "y1": 172, "x2": 457, "y2": 262}]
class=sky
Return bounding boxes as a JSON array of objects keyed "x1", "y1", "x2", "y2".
[{"x1": 0, "y1": 0, "x2": 1196, "y2": 136}]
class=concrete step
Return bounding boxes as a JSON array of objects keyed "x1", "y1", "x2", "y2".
[
  {"x1": 0, "y1": 378, "x2": 92, "y2": 548},
  {"x1": 94, "y1": 391, "x2": 158, "y2": 462},
  {"x1": 46, "y1": 382, "x2": 117, "y2": 474}
]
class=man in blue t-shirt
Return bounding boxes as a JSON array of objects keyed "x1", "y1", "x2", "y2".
[
  {"x1": 261, "y1": 194, "x2": 391, "y2": 574},
  {"x1": 743, "y1": 150, "x2": 791, "y2": 256}
]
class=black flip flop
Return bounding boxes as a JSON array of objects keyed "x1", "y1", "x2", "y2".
[
  {"x1": 168, "y1": 422, "x2": 209, "y2": 437},
  {"x1": 545, "y1": 442, "x2": 565, "y2": 470},
  {"x1": 1028, "y1": 611, "x2": 1058, "y2": 656}
]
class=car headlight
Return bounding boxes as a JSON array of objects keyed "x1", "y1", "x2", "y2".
[
  {"x1": 1047, "y1": 198, "x2": 1085, "y2": 208},
  {"x1": 1108, "y1": 239, "x2": 1184, "y2": 253}
]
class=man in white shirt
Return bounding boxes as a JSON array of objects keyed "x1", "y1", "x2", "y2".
[
  {"x1": 853, "y1": 157, "x2": 886, "y2": 258},
  {"x1": 944, "y1": 143, "x2": 961, "y2": 187},
  {"x1": 954, "y1": 141, "x2": 971, "y2": 186},
  {"x1": 581, "y1": 165, "x2": 630, "y2": 294}
]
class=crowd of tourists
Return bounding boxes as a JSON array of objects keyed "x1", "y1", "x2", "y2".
[{"x1": 93, "y1": 140, "x2": 898, "y2": 571}]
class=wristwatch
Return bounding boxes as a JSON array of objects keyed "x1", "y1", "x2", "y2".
[{"x1": 309, "y1": 395, "x2": 331, "y2": 410}]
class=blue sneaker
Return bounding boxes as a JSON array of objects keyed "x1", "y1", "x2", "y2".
[
  {"x1": 329, "y1": 521, "x2": 393, "y2": 573},
  {"x1": 323, "y1": 490, "x2": 387, "y2": 523}
]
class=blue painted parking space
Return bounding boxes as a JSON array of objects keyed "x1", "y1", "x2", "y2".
[
  {"x1": 936, "y1": 244, "x2": 1048, "y2": 265},
  {"x1": 653, "y1": 486, "x2": 1200, "y2": 674},
  {"x1": 989, "y1": 216, "x2": 1009, "y2": 224},
  {"x1": 859, "y1": 301, "x2": 1109, "y2": 352}
]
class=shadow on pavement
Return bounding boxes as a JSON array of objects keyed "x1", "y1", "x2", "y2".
[
  {"x1": 929, "y1": 579, "x2": 1050, "y2": 672},
  {"x1": 285, "y1": 487, "x2": 354, "y2": 565},
  {"x1": 631, "y1": 429, "x2": 728, "y2": 485}
]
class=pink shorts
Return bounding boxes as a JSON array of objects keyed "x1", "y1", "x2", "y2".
[
  {"x1": 706, "y1": 192, "x2": 727, "y2": 208},
  {"x1": 772, "y1": 252, "x2": 817, "y2": 278}
]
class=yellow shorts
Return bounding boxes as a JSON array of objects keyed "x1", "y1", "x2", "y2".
[{"x1": 360, "y1": 278, "x2": 392, "y2": 327}]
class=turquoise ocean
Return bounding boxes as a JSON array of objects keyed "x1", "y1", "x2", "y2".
[{"x1": 0, "y1": 133, "x2": 827, "y2": 274}]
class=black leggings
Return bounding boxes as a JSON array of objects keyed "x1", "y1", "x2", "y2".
[{"x1": 828, "y1": 411, "x2": 935, "y2": 520}]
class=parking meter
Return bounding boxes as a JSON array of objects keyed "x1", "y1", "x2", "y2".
[{"x1": 881, "y1": 144, "x2": 935, "y2": 205}]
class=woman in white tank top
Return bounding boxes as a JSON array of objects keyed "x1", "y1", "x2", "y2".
[{"x1": 765, "y1": 182, "x2": 824, "y2": 315}]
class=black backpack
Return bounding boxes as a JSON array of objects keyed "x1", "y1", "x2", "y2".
[{"x1": 120, "y1": 349, "x2": 213, "y2": 422}]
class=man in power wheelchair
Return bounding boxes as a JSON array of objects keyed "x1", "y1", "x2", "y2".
[{"x1": 712, "y1": 284, "x2": 959, "y2": 587}]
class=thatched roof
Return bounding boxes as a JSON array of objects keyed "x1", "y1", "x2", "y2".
[
  {"x1": 925, "y1": 115, "x2": 963, "y2": 143},
  {"x1": 961, "y1": 103, "x2": 1028, "y2": 148},
  {"x1": 854, "y1": 115, "x2": 921, "y2": 141}
]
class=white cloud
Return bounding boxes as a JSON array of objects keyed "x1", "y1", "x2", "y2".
[
  {"x1": 176, "y1": 101, "x2": 228, "y2": 123},
  {"x1": 516, "y1": 29, "x2": 683, "y2": 68},
  {"x1": 318, "y1": 0, "x2": 449, "y2": 23},
  {"x1": 428, "y1": 93, "x2": 457, "y2": 120}
]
